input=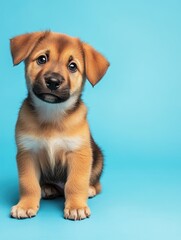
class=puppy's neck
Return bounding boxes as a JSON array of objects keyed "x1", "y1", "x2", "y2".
[{"x1": 29, "y1": 92, "x2": 80, "y2": 124}]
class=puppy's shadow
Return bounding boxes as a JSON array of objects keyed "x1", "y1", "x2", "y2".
[{"x1": 41, "y1": 197, "x2": 65, "y2": 217}]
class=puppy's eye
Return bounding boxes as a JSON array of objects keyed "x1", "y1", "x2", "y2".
[
  {"x1": 68, "y1": 62, "x2": 77, "y2": 73},
  {"x1": 36, "y1": 55, "x2": 48, "y2": 65}
]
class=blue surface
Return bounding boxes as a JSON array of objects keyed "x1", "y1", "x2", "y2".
[{"x1": 1, "y1": 0, "x2": 181, "y2": 239}]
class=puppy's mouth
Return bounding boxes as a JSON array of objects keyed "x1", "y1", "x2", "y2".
[
  {"x1": 33, "y1": 88, "x2": 70, "y2": 104},
  {"x1": 36, "y1": 93, "x2": 66, "y2": 103}
]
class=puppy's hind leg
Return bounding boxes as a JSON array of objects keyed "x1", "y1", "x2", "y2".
[
  {"x1": 88, "y1": 182, "x2": 102, "y2": 198},
  {"x1": 41, "y1": 184, "x2": 64, "y2": 199},
  {"x1": 89, "y1": 136, "x2": 103, "y2": 198}
]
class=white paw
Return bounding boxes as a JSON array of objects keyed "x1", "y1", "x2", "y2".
[
  {"x1": 11, "y1": 205, "x2": 37, "y2": 219},
  {"x1": 64, "y1": 207, "x2": 91, "y2": 220},
  {"x1": 88, "y1": 186, "x2": 96, "y2": 198}
]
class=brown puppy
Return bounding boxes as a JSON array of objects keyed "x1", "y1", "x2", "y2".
[{"x1": 10, "y1": 31, "x2": 109, "y2": 220}]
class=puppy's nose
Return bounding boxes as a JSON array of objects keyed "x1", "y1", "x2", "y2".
[
  {"x1": 44, "y1": 73, "x2": 64, "y2": 91},
  {"x1": 45, "y1": 78, "x2": 61, "y2": 91}
]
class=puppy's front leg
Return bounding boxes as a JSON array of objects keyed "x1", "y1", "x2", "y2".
[
  {"x1": 11, "y1": 151, "x2": 41, "y2": 219},
  {"x1": 64, "y1": 149, "x2": 92, "y2": 220}
]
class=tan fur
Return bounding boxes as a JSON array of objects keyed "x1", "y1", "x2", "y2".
[{"x1": 10, "y1": 31, "x2": 109, "y2": 220}]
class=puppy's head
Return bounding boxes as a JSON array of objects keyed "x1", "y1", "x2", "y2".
[{"x1": 10, "y1": 31, "x2": 109, "y2": 104}]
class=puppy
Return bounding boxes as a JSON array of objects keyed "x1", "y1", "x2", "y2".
[{"x1": 10, "y1": 31, "x2": 109, "y2": 220}]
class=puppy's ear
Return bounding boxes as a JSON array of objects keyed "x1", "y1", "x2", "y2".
[
  {"x1": 82, "y1": 43, "x2": 110, "y2": 86},
  {"x1": 10, "y1": 32, "x2": 47, "y2": 65}
]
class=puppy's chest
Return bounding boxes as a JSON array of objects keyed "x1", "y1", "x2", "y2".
[{"x1": 18, "y1": 134, "x2": 83, "y2": 166}]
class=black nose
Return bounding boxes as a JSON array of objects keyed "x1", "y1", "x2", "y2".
[{"x1": 44, "y1": 73, "x2": 64, "y2": 91}]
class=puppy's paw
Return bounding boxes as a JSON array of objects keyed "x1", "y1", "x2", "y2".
[
  {"x1": 11, "y1": 203, "x2": 39, "y2": 219},
  {"x1": 64, "y1": 206, "x2": 91, "y2": 220},
  {"x1": 41, "y1": 184, "x2": 61, "y2": 199},
  {"x1": 88, "y1": 186, "x2": 96, "y2": 198}
]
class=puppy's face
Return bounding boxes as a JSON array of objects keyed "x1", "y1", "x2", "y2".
[
  {"x1": 26, "y1": 33, "x2": 85, "y2": 104},
  {"x1": 11, "y1": 31, "x2": 109, "y2": 104}
]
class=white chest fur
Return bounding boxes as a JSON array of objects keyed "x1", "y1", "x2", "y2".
[{"x1": 17, "y1": 134, "x2": 83, "y2": 168}]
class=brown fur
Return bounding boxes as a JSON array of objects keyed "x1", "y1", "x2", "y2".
[{"x1": 10, "y1": 31, "x2": 109, "y2": 220}]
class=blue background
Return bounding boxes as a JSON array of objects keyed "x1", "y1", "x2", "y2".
[{"x1": 0, "y1": 0, "x2": 181, "y2": 239}]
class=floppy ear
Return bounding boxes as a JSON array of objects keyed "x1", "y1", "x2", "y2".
[
  {"x1": 10, "y1": 32, "x2": 47, "y2": 65},
  {"x1": 82, "y1": 43, "x2": 110, "y2": 86}
]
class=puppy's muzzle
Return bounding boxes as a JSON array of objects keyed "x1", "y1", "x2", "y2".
[
  {"x1": 44, "y1": 72, "x2": 64, "y2": 91},
  {"x1": 32, "y1": 72, "x2": 70, "y2": 104}
]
